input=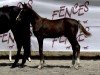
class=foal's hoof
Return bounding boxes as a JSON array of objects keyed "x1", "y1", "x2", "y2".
[
  {"x1": 38, "y1": 64, "x2": 43, "y2": 69},
  {"x1": 71, "y1": 64, "x2": 81, "y2": 70},
  {"x1": 70, "y1": 65, "x2": 80, "y2": 70},
  {"x1": 74, "y1": 65, "x2": 79, "y2": 70}
]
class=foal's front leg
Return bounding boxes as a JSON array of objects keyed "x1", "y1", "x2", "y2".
[{"x1": 37, "y1": 38, "x2": 45, "y2": 69}]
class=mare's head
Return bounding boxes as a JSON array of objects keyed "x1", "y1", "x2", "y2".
[{"x1": 16, "y1": 2, "x2": 33, "y2": 22}]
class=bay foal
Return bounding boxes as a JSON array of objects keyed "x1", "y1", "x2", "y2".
[{"x1": 16, "y1": 3, "x2": 91, "y2": 69}]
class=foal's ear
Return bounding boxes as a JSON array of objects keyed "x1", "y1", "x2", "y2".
[
  {"x1": 17, "y1": 2, "x2": 23, "y2": 8},
  {"x1": 28, "y1": 0, "x2": 33, "y2": 5},
  {"x1": 27, "y1": 0, "x2": 33, "y2": 8},
  {"x1": 27, "y1": 4, "x2": 32, "y2": 9}
]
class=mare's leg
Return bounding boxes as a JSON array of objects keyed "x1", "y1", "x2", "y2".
[
  {"x1": 20, "y1": 36, "x2": 31, "y2": 67},
  {"x1": 11, "y1": 40, "x2": 22, "y2": 68},
  {"x1": 11, "y1": 22, "x2": 23, "y2": 68},
  {"x1": 37, "y1": 38, "x2": 45, "y2": 69}
]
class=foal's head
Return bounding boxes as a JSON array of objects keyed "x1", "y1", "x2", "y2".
[{"x1": 16, "y1": 2, "x2": 33, "y2": 22}]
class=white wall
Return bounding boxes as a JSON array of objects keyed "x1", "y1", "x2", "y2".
[{"x1": 0, "y1": 0, "x2": 100, "y2": 52}]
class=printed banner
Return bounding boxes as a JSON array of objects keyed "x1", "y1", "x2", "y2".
[{"x1": 0, "y1": 0, "x2": 100, "y2": 52}]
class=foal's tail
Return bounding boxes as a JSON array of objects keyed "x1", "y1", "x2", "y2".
[{"x1": 78, "y1": 21, "x2": 91, "y2": 37}]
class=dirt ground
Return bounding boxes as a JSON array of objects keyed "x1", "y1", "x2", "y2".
[{"x1": 0, "y1": 59, "x2": 100, "y2": 75}]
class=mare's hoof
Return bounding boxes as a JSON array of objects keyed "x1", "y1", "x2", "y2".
[
  {"x1": 11, "y1": 63, "x2": 18, "y2": 68},
  {"x1": 19, "y1": 64, "x2": 26, "y2": 68}
]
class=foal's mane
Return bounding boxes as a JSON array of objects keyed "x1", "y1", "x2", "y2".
[{"x1": 32, "y1": 9, "x2": 41, "y2": 19}]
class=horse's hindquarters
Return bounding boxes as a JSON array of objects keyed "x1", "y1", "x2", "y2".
[{"x1": 0, "y1": 13, "x2": 11, "y2": 34}]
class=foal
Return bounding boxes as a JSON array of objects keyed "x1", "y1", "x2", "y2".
[{"x1": 16, "y1": 3, "x2": 91, "y2": 69}]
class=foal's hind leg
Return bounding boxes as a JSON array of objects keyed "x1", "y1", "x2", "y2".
[{"x1": 67, "y1": 36, "x2": 80, "y2": 69}]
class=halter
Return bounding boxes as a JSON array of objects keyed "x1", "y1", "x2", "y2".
[{"x1": 16, "y1": 9, "x2": 23, "y2": 21}]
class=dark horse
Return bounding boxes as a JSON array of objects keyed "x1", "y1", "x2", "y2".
[
  {"x1": 16, "y1": 3, "x2": 91, "y2": 69},
  {"x1": 0, "y1": 5, "x2": 31, "y2": 68}
]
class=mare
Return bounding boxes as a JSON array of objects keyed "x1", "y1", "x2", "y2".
[
  {"x1": 0, "y1": 5, "x2": 31, "y2": 68},
  {"x1": 16, "y1": 3, "x2": 91, "y2": 69}
]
